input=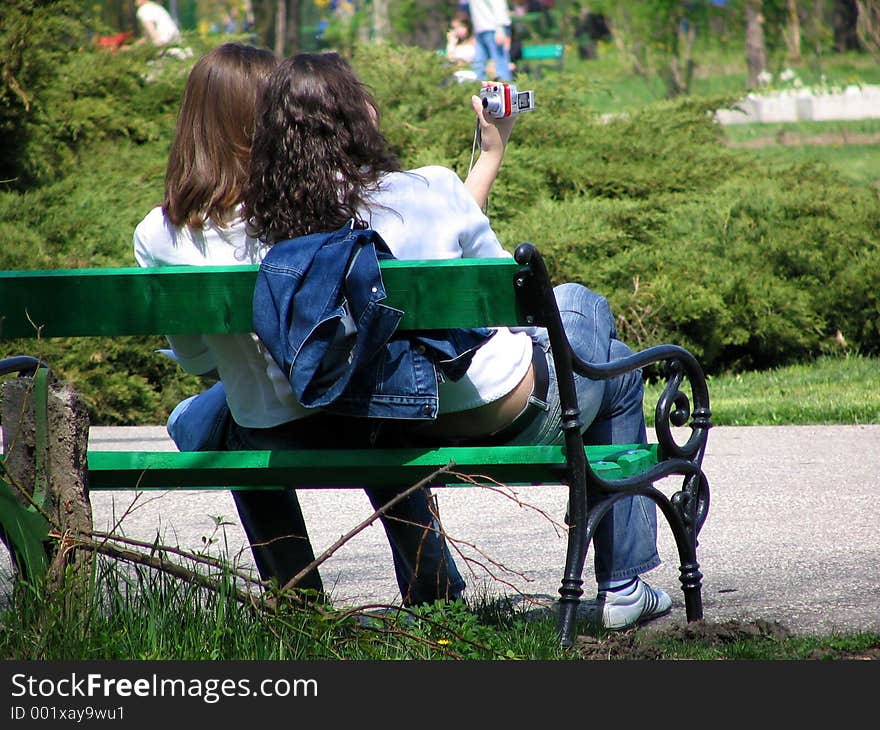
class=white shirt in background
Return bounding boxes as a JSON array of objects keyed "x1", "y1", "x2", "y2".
[
  {"x1": 469, "y1": 0, "x2": 512, "y2": 34},
  {"x1": 136, "y1": 1, "x2": 182, "y2": 45}
]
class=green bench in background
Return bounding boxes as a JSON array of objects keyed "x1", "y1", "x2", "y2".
[
  {"x1": 0, "y1": 244, "x2": 710, "y2": 647},
  {"x1": 517, "y1": 43, "x2": 565, "y2": 75}
]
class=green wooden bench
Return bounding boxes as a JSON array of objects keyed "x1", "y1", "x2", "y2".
[
  {"x1": 517, "y1": 43, "x2": 565, "y2": 75},
  {"x1": 0, "y1": 244, "x2": 711, "y2": 647}
]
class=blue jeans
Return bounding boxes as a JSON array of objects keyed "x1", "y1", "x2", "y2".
[
  {"x1": 473, "y1": 29, "x2": 513, "y2": 81},
  {"x1": 225, "y1": 416, "x2": 465, "y2": 606},
  {"x1": 502, "y1": 283, "x2": 660, "y2": 585}
]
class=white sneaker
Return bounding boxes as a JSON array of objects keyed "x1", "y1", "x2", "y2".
[{"x1": 597, "y1": 577, "x2": 672, "y2": 630}]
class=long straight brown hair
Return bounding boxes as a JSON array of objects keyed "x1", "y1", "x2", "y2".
[{"x1": 163, "y1": 43, "x2": 277, "y2": 229}]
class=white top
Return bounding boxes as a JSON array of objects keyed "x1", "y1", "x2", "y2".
[
  {"x1": 447, "y1": 37, "x2": 476, "y2": 65},
  {"x1": 469, "y1": 0, "x2": 511, "y2": 34},
  {"x1": 133, "y1": 165, "x2": 531, "y2": 427},
  {"x1": 133, "y1": 207, "x2": 311, "y2": 428},
  {"x1": 362, "y1": 166, "x2": 532, "y2": 414},
  {"x1": 136, "y1": 1, "x2": 182, "y2": 45}
]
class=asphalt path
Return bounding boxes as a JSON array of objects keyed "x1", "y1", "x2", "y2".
[{"x1": 10, "y1": 424, "x2": 879, "y2": 636}]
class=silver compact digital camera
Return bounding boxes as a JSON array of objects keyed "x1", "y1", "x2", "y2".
[{"x1": 479, "y1": 83, "x2": 536, "y2": 119}]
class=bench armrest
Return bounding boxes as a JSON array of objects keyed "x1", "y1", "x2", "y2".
[
  {"x1": 0, "y1": 356, "x2": 50, "y2": 378},
  {"x1": 572, "y1": 343, "x2": 711, "y2": 462}
]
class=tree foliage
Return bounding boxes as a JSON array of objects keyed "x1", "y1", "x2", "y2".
[
  {"x1": 1, "y1": 26, "x2": 878, "y2": 424},
  {"x1": 0, "y1": 0, "x2": 194, "y2": 189}
]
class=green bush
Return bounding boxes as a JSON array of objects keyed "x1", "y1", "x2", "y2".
[
  {"x1": 0, "y1": 1, "x2": 189, "y2": 189},
  {"x1": 2, "y1": 34, "x2": 878, "y2": 424}
]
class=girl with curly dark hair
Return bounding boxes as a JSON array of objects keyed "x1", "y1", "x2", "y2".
[
  {"x1": 246, "y1": 52, "x2": 400, "y2": 243},
  {"x1": 245, "y1": 52, "x2": 673, "y2": 630},
  {"x1": 246, "y1": 51, "x2": 512, "y2": 243}
]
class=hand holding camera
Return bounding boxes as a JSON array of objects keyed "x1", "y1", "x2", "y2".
[{"x1": 479, "y1": 82, "x2": 536, "y2": 119}]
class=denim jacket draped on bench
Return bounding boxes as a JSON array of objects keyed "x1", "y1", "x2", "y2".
[{"x1": 252, "y1": 222, "x2": 494, "y2": 420}]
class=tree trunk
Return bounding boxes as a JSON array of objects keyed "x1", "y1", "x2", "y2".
[
  {"x1": 745, "y1": 0, "x2": 768, "y2": 88},
  {"x1": 286, "y1": 0, "x2": 301, "y2": 54},
  {"x1": 807, "y1": 0, "x2": 830, "y2": 55},
  {"x1": 373, "y1": 0, "x2": 391, "y2": 42},
  {"x1": 250, "y1": 0, "x2": 274, "y2": 50},
  {"x1": 785, "y1": 0, "x2": 802, "y2": 61},
  {"x1": 398, "y1": 0, "x2": 447, "y2": 49},
  {"x1": 855, "y1": 0, "x2": 880, "y2": 53},
  {"x1": 1, "y1": 375, "x2": 93, "y2": 586},
  {"x1": 834, "y1": 0, "x2": 861, "y2": 50},
  {"x1": 275, "y1": 0, "x2": 286, "y2": 57}
]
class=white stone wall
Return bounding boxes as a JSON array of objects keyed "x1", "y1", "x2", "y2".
[{"x1": 716, "y1": 84, "x2": 880, "y2": 125}]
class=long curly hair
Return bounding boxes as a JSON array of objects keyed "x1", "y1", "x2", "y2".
[
  {"x1": 163, "y1": 43, "x2": 277, "y2": 229},
  {"x1": 244, "y1": 52, "x2": 401, "y2": 243}
]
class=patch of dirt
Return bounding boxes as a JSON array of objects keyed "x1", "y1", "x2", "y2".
[
  {"x1": 573, "y1": 618, "x2": 793, "y2": 660},
  {"x1": 804, "y1": 646, "x2": 880, "y2": 661}
]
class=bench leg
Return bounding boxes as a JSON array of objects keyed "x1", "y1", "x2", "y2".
[
  {"x1": 561, "y1": 484, "x2": 707, "y2": 644},
  {"x1": 557, "y1": 533, "x2": 586, "y2": 649},
  {"x1": 659, "y1": 473, "x2": 708, "y2": 623},
  {"x1": 680, "y1": 561, "x2": 704, "y2": 622},
  {"x1": 557, "y1": 464, "x2": 590, "y2": 648}
]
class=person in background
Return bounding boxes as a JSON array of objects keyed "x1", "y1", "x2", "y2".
[
  {"x1": 447, "y1": 11, "x2": 477, "y2": 66},
  {"x1": 244, "y1": 52, "x2": 672, "y2": 631},
  {"x1": 135, "y1": 0, "x2": 183, "y2": 46},
  {"x1": 468, "y1": 0, "x2": 514, "y2": 81},
  {"x1": 223, "y1": 6, "x2": 242, "y2": 33}
]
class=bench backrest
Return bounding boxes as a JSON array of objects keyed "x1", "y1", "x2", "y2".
[
  {"x1": 0, "y1": 258, "x2": 525, "y2": 340},
  {"x1": 519, "y1": 43, "x2": 565, "y2": 62}
]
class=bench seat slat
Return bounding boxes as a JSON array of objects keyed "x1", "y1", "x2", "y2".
[
  {"x1": 0, "y1": 259, "x2": 522, "y2": 339},
  {"x1": 86, "y1": 444, "x2": 659, "y2": 490}
]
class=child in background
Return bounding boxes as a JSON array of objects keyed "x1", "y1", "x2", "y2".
[{"x1": 446, "y1": 12, "x2": 479, "y2": 82}]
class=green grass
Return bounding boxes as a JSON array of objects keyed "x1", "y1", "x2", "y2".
[
  {"x1": 646, "y1": 354, "x2": 880, "y2": 426},
  {"x1": 574, "y1": 43, "x2": 880, "y2": 114},
  {"x1": 3, "y1": 559, "x2": 878, "y2": 661},
  {"x1": 722, "y1": 119, "x2": 880, "y2": 187},
  {"x1": 0, "y1": 561, "x2": 569, "y2": 661},
  {"x1": 734, "y1": 141, "x2": 880, "y2": 188},
  {"x1": 723, "y1": 118, "x2": 880, "y2": 143},
  {"x1": 558, "y1": 44, "x2": 880, "y2": 194}
]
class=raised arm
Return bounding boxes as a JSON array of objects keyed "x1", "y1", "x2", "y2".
[{"x1": 463, "y1": 93, "x2": 516, "y2": 210}]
